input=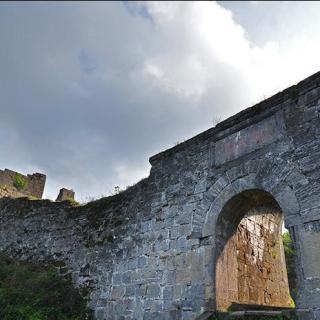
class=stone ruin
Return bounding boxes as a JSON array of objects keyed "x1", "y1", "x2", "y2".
[
  {"x1": 56, "y1": 188, "x2": 75, "y2": 202},
  {"x1": 0, "y1": 168, "x2": 46, "y2": 198},
  {"x1": 0, "y1": 168, "x2": 75, "y2": 202},
  {"x1": 1, "y1": 71, "x2": 320, "y2": 319}
]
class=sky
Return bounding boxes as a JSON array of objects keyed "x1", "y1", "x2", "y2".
[{"x1": 1, "y1": 1, "x2": 320, "y2": 202}]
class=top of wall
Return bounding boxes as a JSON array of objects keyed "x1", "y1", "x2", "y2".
[{"x1": 149, "y1": 70, "x2": 320, "y2": 165}]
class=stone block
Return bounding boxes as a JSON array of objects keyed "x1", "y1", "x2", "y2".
[{"x1": 146, "y1": 284, "x2": 161, "y2": 299}]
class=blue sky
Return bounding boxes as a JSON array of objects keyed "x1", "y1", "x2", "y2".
[{"x1": 1, "y1": 1, "x2": 320, "y2": 201}]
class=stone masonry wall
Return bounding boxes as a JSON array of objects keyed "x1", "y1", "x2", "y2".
[
  {"x1": 0, "y1": 168, "x2": 46, "y2": 198},
  {"x1": 1, "y1": 72, "x2": 320, "y2": 319}
]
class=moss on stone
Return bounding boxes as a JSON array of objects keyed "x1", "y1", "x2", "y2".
[{"x1": 12, "y1": 173, "x2": 28, "y2": 191}]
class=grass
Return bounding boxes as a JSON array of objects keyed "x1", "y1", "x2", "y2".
[
  {"x1": 0, "y1": 253, "x2": 92, "y2": 320},
  {"x1": 64, "y1": 197, "x2": 81, "y2": 207}
]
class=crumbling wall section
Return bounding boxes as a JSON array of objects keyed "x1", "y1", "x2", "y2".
[{"x1": 0, "y1": 169, "x2": 46, "y2": 198}]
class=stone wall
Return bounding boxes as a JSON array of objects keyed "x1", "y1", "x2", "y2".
[
  {"x1": 1, "y1": 72, "x2": 320, "y2": 319},
  {"x1": 0, "y1": 185, "x2": 25, "y2": 198},
  {"x1": 0, "y1": 168, "x2": 46, "y2": 198}
]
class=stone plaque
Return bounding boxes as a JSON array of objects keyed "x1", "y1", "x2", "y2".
[{"x1": 215, "y1": 114, "x2": 284, "y2": 165}]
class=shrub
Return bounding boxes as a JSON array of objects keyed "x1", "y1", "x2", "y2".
[
  {"x1": 0, "y1": 253, "x2": 92, "y2": 320},
  {"x1": 12, "y1": 173, "x2": 27, "y2": 191}
]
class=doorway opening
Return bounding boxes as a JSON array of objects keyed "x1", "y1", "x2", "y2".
[{"x1": 215, "y1": 189, "x2": 294, "y2": 311}]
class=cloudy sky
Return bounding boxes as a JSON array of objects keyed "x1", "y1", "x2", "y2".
[{"x1": 1, "y1": 1, "x2": 320, "y2": 202}]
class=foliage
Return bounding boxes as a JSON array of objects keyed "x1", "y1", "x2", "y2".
[
  {"x1": 0, "y1": 253, "x2": 92, "y2": 320},
  {"x1": 212, "y1": 116, "x2": 222, "y2": 127},
  {"x1": 283, "y1": 232, "x2": 294, "y2": 270},
  {"x1": 12, "y1": 173, "x2": 28, "y2": 191},
  {"x1": 282, "y1": 231, "x2": 297, "y2": 300},
  {"x1": 243, "y1": 316, "x2": 297, "y2": 320},
  {"x1": 65, "y1": 197, "x2": 81, "y2": 207},
  {"x1": 113, "y1": 186, "x2": 121, "y2": 195},
  {"x1": 241, "y1": 317, "x2": 296, "y2": 320},
  {"x1": 210, "y1": 315, "x2": 297, "y2": 320}
]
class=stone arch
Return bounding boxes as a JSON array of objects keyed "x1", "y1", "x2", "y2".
[
  {"x1": 201, "y1": 160, "x2": 302, "y2": 311},
  {"x1": 202, "y1": 170, "x2": 300, "y2": 239}
]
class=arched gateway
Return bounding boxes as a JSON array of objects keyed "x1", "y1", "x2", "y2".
[
  {"x1": 200, "y1": 159, "x2": 306, "y2": 315},
  {"x1": 215, "y1": 189, "x2": 291, "y2": 310},
  {"x1": 1, "y1": 72, "x2": 320, "y2": 320}
]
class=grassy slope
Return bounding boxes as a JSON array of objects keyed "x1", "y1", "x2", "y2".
[{"x1": 0, "y1": 253, "x2": 91, "y2": 320}]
